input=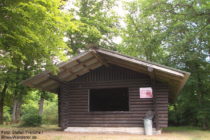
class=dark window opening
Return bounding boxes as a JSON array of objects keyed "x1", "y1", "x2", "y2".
[{"x1": 89, "y1": 88, "x2": 129, "y2": 111}]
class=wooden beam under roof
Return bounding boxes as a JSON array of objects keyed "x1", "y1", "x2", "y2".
[
  {"x1": 97, "y1": 49, "x2": 185, "y2": 78},
  {"x1": 48, "y1": 73, "x2": 66, "y2": 84},
  {"x1": 58, "y1": 51, "x2": 90, "y2": 68},
  {"x1": 76, "y1": 59, "x2": 91, "y2": 72},
  {"x1": 106, "y1": 58, "x2": 148, "y2": 74},
  {"x1": 22, "y1": 72, "x2": 49, "y2": 87},
  {"x1": 90, "y1": 49, "x2": 109, "y2": 67},
  {"x1": 58, "y1": 59, "x2": 100, "y2": 81},
  {"x1": 58, "y1": 57, "x2": 97, "y2": 80},
  {"x1": 39, "y1": 79, "x2": 58, "y2": 89},
  {"x1": 63, "y1": 62, "x2": 102, "y2": 81},
  {"x1": 42, "y1": 83, "x2": 59, "y2": 92},
  {"x1": 105, "y1": 56, "x2": 183, "y2": 82},
  {"x1": 21, "y1": 48, "x2": 190, "y2": 98}
]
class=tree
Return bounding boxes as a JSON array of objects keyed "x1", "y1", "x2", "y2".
[
  {"x1": 38, "y1": 91, "x2": 53, "y2": 116},
  {"x1": 0, "y1": 0, "x2": 76, "y2": 124},
  {"x1": 0, "y1": 82, "x2": 8, "y2": 124},
  {"x1": 121, "y1": 0, "x2": 210, "y2": 128},
  {"x1": 66, "y1": 0, "x2": 119, "y2": 54},
  {"x1": 119, "y1": 0, "x2": 167, "y2": 62}
]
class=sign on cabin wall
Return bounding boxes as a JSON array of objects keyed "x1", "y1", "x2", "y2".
[{"x1": 139, "y1": 87, "x2": 153, "y2": 98}]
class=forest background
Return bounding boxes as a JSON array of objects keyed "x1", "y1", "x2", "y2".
[{"x1": 0, "y1": 0, "x2": 209, "y2": 129}]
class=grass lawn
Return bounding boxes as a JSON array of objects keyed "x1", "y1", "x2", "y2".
[{"x1": 0, "y1": 125, "x2": 210, "y2": 140}]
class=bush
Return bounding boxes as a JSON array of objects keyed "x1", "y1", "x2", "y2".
[
  {"x1": 42, "y1": 100, "x2": 58, "y2": 125},
  {"x1": 3, "y1": 106, "x2": 11, "y2": 123},
  {"x1": 22, "y1": 114, "x2": 42, "y2": 127}
]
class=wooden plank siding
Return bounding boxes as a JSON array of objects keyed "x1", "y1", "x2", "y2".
[{"x1": 58, "y1": 65, "x2": 168, "y2": 129}]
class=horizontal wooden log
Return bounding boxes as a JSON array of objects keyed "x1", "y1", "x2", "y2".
[
  {"x1": 130, "y1": 102, "x2": 153, "y2": 105},
  {"x1": 68, "y1": 117, "x2": 145, "y2": 121},
  {"x1": 59, "y1": 65, "x2": 169, "y2": 129},
  {"x1": 68, "y1": 124, "x2": 144, "y2": 127},
  {"x1": 68, "y1": 114, "x2": 146, "y2": 118},
  {"x1": 68, "y1": 120, "x2": 144, "y2": 124}
]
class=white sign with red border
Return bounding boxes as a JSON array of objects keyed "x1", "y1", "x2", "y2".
[{"x1": 139, "y1": 87, "x2": 153, "y2": 98}]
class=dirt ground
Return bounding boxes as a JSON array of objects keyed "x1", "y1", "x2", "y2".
[{"x1": 0, "y1": 125, "x2": 210, "y2": 140}]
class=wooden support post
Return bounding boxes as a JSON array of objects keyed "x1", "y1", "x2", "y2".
[{"x1": 148, "y1": 67, "x2": 160, "y2": 130}]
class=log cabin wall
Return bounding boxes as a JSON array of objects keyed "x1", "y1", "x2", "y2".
[{"x1": 58, "y1": 65, "x2": 168, "y2": 129}]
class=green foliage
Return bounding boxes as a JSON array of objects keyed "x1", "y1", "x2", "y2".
[
  {"x1": 66, "y1": 0, "x2": 119, "y2": 54},
  {"x1": 21, "y1": 92, "x2": 41, "y2": 127},
  {"x1": 22, "y1": 114, "x2": 42, "y2": 127},
  {"x1": 119, "y1": 0, "x2": 167, "y2": 62},
  {"x1": 0, "y1": 0, "x2": 209, "y2": 130},
  {"x1": 3, "y1": 106, "x2": 11, "y2": 122},
  {"x1": 22, "y1": 102, "x2": 38, "y2": 116},
  {"x1": 0, "y1": 0, "x2": 73, "y2": 71},
  {"x1": 0, "y1": 0, "x2": 77, "y2": 124},
  {"x1": 42, "y1": 100, "x2": 58, "y2": 125},
  {"x1": 121, "y1": 0, "x2": 210, "y2": 129},
  {"x1": 21, "y1": 90, "x2": 58, "y2": 125}
]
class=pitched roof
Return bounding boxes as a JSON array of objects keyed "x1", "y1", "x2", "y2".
[{"x1": 22, "y1": 48, "x2": 190, "y2": 102}]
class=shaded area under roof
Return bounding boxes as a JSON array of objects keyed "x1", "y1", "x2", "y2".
[{"x1": 22, "y1": 48, "x2": 190, "y2": 103}]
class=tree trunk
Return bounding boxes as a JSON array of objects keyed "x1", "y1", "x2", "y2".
[
  {"x1": 0, "y1": 82, "x2": 8, "y2": 124},
  {"x1": 12, "y1": 98, "x2": 22, "y2": 123},
  {"x1": 0, "y1": 99, "x2": 3, "y2": 124},
  {"x1": 15, "y1": 101, "x2": 22, "y2": 123},
  {"x1": 12, "y1": 99, "x2": 18, "y2": 123},
  {"x1": 38, "y1": 97, "x2": 44, "y2": 116}
]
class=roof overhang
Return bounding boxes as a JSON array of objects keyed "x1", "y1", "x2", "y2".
[{"x1": 22, "y1": 48, "x2": 190, "y2": 103}]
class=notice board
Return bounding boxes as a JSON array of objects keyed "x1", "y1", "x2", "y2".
[{"x1": 139, "y1": 87, "x2": 153, "y2": 98}]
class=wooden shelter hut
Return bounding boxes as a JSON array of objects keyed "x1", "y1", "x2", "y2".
[{"x1": 22, "y1": 48, "x2": 190, "y2": 134}]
